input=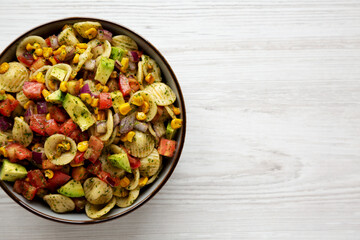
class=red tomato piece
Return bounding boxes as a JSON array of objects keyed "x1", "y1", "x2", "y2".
[
  {"x1": 27, "y1": 169, "x2": 47, "y2": 188},
  {"x1": 72, "y1": 152, "x2": 85, "y2": 165},
  {"x1": 72, "y1": 166, "x2": 88, "y2": 181},
  {"x1": 30, "y1": 57, "x2": 46, "y2": 72},
  {"x1": 6, "y1": 143, "x2": 32, "y2": 162},
  {"x1": 46, "y1": 171, "x2": 71, "y2": 191},
  {"x1": 22, "y1": 181, "x2": 38, "y2": 200},
  {"x1": 23, "y1": 82, "x2": 45, "y2": 100},
  {"x1": 128, "y1": 155, "x2": 141, "y2": 169},
  {"x1": 42, "y1": 159, "x2": 62, "y2": 171},
  {"x1": 17, "y1": 52, "x2": 34, "y2": 67},
  {"x1": 99, "y1": 92, "x2": 112, "y2": 109},
  {"x1": 0, "y1": 98, "x2": 19, "y2": 117},
  {"x1": 97, "y1": 170, "x2": 120, "y2": 187},
  {"x1": 60, "y1": 119, "x2": 78, "y2": 136},
  {"x1": 13, "y1": 180, "x2": 25, "y2": 194},
  {"x1": 48, "y1": 105, "x2": 68, "y2": 123},
  {"x1": 158, "y1": 138, "x2": 177, "y2": 157},
  {"x1": 45, "y1": 119, "x2": 60, "y2": 135},
  {"x1": 84, "y1": 136, "x2": 104, "y2": 163},
  {"x1": 86, "y1": 161, "x2": 102, "y2": 175},
  {"x1": 128, "y1": 78, "x2": 140, "y2": 92},
  {"x1": 30, "y1": 114, "x2": 47, "y2": 135},
  {"x1": 119, "y1": 74, "x2": 131, "y2": 97},
  {"x1": 45, "y1": 37, "x2": 51, "y2": 47},
  {"x1": 68, "y1": 128, "x2": 81, "y2": 142}
]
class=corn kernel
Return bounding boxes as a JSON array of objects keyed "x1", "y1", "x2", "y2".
[
  {"x1": 44, "y1": 170, "x2": 54, "y2": 179},
  {"x1": 110, "y1": 71, "x2": 118, "y2": 79},
  {"x1": 26, "y1": 43, "x2": 33, "y2": 51},
  {"x1": 42, "y1": 89, "x2": 50, "y2": 99},
  {"x1": 32, "y1": 143, "x2": 42, "y2": 150},
  {"x1": 136, "y1": 112, "x2": 147, "y2": 121},
  {"x1": 76, "y1": 47, "x2": 86, "y2": 54},
  {"x1": 119, "y1": 103, "x2": 132, "y2": 115},
  {"x1": 48, "y1": 56, "x2": 57, "y2": 65},
  {"x1": 95, "y1": 83, "x2": 103, "y2": 91},
  {"x1": 85, "y1": 28, "x2": 98, "y2": 39},
  {"x1": 78, "y1": 78, "x2": 84, "y2": 88},
  {"x1": 60, "y1": 81, "x2": 68, "y2": 92},
  {"x1": 73, "y1": 53, "x2": 80, "y2": 64},
  {"x1": 43, "y1": 47, "x2": 53, "y2": 58},
  {"x1": 32, "y1": 54, "x2": 38, "y2": 61},
  {"x1": 70, "y1": 70, "x2": 77, "y2": 80},
  {"x1": 147, "y1": 63, "x2": 153, "y2": 70},
  {"x1": 138, "y1": 177, "x2": 148, "y2": 187},
  {"x1": 103, "y1": 86, "x2": 109, "y2": 93},
  {"x1": 24, "y1": 100, "x2": 35, "y2": 110},
  {"x1": 57, "y1": 141, "x2": 71, "y2": 152},
  {"x1": 120, "y1": 177, "x2": 130, "y2": 188},
  {"x1": 97, "y1": 111, "x2": 106, "y2": 121},
  {"x1": 90, "y1": 98, "x2": 99, "y2": 107},
  {"x1": 0, "y1": 147, "x2": 8, "y2": 157},
  {"x1": 35, "y1": 72, "x2": 45, "y2": 83},
  {"x1": 80, "y1": 93, "x2": 92, "y2": 104},
  {"x1": 142, "y1": 101, "x2": 149, "y2": 113},
  {"x1": 94, "y1": 107, "x2": 99, "y2": 114},
  {"x1": 131, "y1": 95, "x2": 144, "y2": 106},
  {"x1": 171, "y1": 118, "x2": 182, "y2": 129},
  {"x1": 145, "y1": 73, "x2": 155, "y2": 84},
  {"x1": 33, "y1": 43, "x2": 41, "y2": 49},
  {"x1": 46, "y1": 113, "x2": 51, "y2": 120},
  {"x1": 34, "y1": 48, "x2": 43, "y2": 57},
  {"x1": 173, "y1": 106, "x2": 180, "y2": 115},
  {"x1": 120, "y1": 57, "x2": 129, "y2": 73},
  {"x1": 76, "y1": 43, "x2": 88, "y2": 49},
  {"x1": 6, "y1": 94, "x2": 15, "y2": 101},
  {"x1": 20, "y1": 116, "x2": 24, "y2": 121},
  {"x1": 59, "y1": 49, "x2": 67, "y2": 61},
  {"x1": 127, "y1": 131, "x2": 135, "y2": 142},
  {"x1": 77, "y1": 141, "x2": 88, "y2": 152}
]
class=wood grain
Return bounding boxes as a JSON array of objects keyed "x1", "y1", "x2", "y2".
[{"x1": 1, "y1": 0, "x2": 360, "y2": 239}]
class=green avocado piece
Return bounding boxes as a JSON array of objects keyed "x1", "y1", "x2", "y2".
[
  {"x1": 46, "y1": 89, "x2": 66, "y2": 104},
  {"x1": 94, "y1": 57, "x2": 115, "y2": 85},
  {"x1": 110, "y1": 47, "x2": 126, "y2": 61},
  {"x1": 0, "y1": 159, "x2": 27, "y2": 182},
  {"x1": 108, "y1": 153, "x2": 132, "y2": 173},
  {"x1": 166, "y1": 122, "x2": 177, "y2": 140},
  {"x1": 57, "y1": 179, "x2": 85, "y2": 197},
  {"x1": 110, "y1": 90, "x2": 125, "y2": 114},
  {"x1": 62, "y1": 93, "x2": 95, "y2": 131},
  {"x1": 50, "y1": 67, "x2": 67, "y2": 82}
]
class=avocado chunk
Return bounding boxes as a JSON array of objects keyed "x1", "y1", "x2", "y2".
[
  {"x1": 110, "y1": 90, "x2": 125, "y2": 114},
  {"x1": 62, "y1": 93, "x2": 95, "y2": 131},
  {"x1": 166, "y1": 122, "x2": 177, "y2": 140},
  {"x1": 50, "y1": 66, "x2": 68, "y2": 82},
  {"x1": 46, "y1": 89, "x2": 66, "y2": 104},
  {"x1": 0, "y1": 159, "x2": 27, "y2": 182},
  {"x1": 110, "y1": 47, "x2": 126, "y2": 61},
  {"x1": 94, "y1": 57, "x2": 115, "y2": 85},
  {"x1": 58, "y1": 179, "x2": 85, "y2": 197},
  {"x1": 108, "y1": 153, "x2": 132, "y2": 173}
]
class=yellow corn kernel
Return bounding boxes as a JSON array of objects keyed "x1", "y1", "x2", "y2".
[
  {"x1": 90, "y1": 98, "x2": 99, "y2": 107},
  {"x1": 120, "y1": 177, "x2": 130, "y2": 188},
  {"x1": 44, "y1": 170, "x2": 54, "y2": 179},
  {"x1": 60, "y1": 81, "x2": 68, "y2": 92},
  {"x1": 119, "y1": 103, "x2": 131, "y2": 115},
  {"x1": 0, "y1": 62, "x2": 9, "y2": 74},
  {"x1": 20, "y1": 116, "x2": 24, "y2": 121},
  {"x1": 94, "y1": 107, "x2": 99, "y2": 114},
  {"x1": 42, "y1": 89, "x2": 50, "y2": 99},
  {"x1": 110, "y1": 71, "x2": 118, "y2": 79},
  {"x1": 136, "y1": 112, "x2": 147, "y2": 121},
  {"x1": 6, "y1": 94, "x2": 15, "y2": 101},
  {"x1": 97, "y1": 111, "x2": 106, "y2": 121},
  {"x1": 120, "y1": 57, "x2": 129, "y2": 73},
  {"x1": 32, "y1": 143, "x2": 42, "y2": 150},
  {"x1": 131, "y1": 95, "x2": 144, "y2": 106},
  {"x1": 57, "y1": 141, "x2": 71, "y2": 151},
  {"x1": 33, "y1": 43, "x2": 41, "y2": 49},
  {"x1": 102, "y1": 86, "x2": 109, "y2": 93},
  {"x1": 32, "y1": 54, "x2": 38, "y2": 61},
  {"x1": 85, "y1": 28, "x2": 98, "y2": 39},
  {"x1": 95, "y1": 83, "x2": 104, "y2": 91},
  {"x1": 59, "y1": 49, "x2": 67, "y2": 61},
  {"x1": 78, "y1": 78, "x2": 84, "y2": 88},
  {"x1": 35, "y1": 72, "x2": 45, "y2": 83},
  {"x1": 127, "y1": 131, "x2": 135, "y2": 142},
  {"x1": 76, "y1": 47, "x2": 86, "y2": 54},
  {"x1": 43, "y1": 47, "x2": 53, "y2": 58},
  {"x1": 48, "y1": 56, "x2": 57, "y2": 65},
  {"x1": 26, "y1": 43, "x2": 33, "y2": 51},
  {"x1": 77, "y1": 141, "x2": 89, "y2": 152},
  {"x1": 145, "y1": 73, "x2": 155, "y2": 84},
  {"x1": 141, "y1": 101, "x2": 149, "y2": 113},
  {"x1": 46, "y1": 113, "x2": 51, "y2": 120},
  {"x1": 34, "y1": 48, "x2": 43, "y2": 57},
  {"x1": 173, "y1": 106, "x2": 180, "y2": 115},
  {"x1": 76, "y1": 43, "x2": 88, "y2": 49},
  {"x1": 0, "y1": 147, "x2": 8, "y2": 157},
  {"x1": 147, "y1": 63, "x2": 153, "y2": 70},
  {"x1": 73, "y1": 53, "x2": 80, "y2": 64},
  {"x1": 53, "y1": 45, "x2": 64, "y2": 55},
  {"x1": 138, "y1": 177, "x2": 148, "y2": 187},
  {"x1": 70, "y1": 70, "x2": 77, "y2": 80},
  {"x1": 171, "y1": 118, "x2": 183, "y2": 129},
  {"x1": 24, "y1": 100, "x2": 34, "y2": 110},
  {"x1": 0, "y1": 90, "x2": 5, "y2": 95},
  {"x1": 80, "y1": 93, "x2": 92, "y2": 104}
]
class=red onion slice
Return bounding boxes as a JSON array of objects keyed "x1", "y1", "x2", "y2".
[
  {"x1": 97, "y1": 29, "x2": 113, "y2": 42},
  {"x1": 36, "y1": 101, "x2": 48, "y2": 114}
]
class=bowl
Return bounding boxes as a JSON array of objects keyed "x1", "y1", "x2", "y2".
[{"x1": 0, "y1": 17, "x2": 186, "y2": 224}]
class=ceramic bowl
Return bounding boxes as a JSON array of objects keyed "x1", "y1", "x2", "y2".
[{"x1": 0, "y1": 17, "x2": 186, "y2": 224}]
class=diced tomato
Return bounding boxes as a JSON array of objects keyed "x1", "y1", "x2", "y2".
[
  {"x1": 22, "y1": 181, "x2": 38, "y2": 200},
  {"x1": 48, "y1": 105, "x2": 68, "y2": 122},
  {"x1": 0, "y1": 98, "x2": 19, "y2": 117},
  {"x1": 68, "y1": 128, "x2": 81, "y2": 142},
  {"x1": 6, "y1": 143, "x2": 32, "y2": 162},
  {"x1": 97, "y1": 170, "x2": 120, "y2": 187},
  {"x1": 45, "y1": 119, "x2": 60, "y2": 135},
  {"x1": 23, "y1": 82, "x2": 45, "y2": 100},
  {"x1": 72, "y1": 152, "x2": 85, "y2": 165},
  {"x1": 78, "y1": 131, "x2": 89, "y2": 143},
  {"x1": 17, "y1": 52, "x2": 34, "y2": 67},
  {"x1": 27, "y1": 169, "x2": 47, "y2": 188},
  {"x1": 30, "y1": 114, "x2": 47, "y2": 135},
  {"x1": 72, "y1": 166, "x2": 88, "y2": 181},
  {"x1": 128, "y1": 155, "x2": 141, "y2": 169},
  {"x1": 60, "y1": 119, "x2": 78, "y2": 136},
  {"x1": 99, "y1": 92, "x2": 112, "y2": 109},
  {"x1": 42, "y1": 159, "x2": 62, "y2": 171},
  {"x1": 86, "y1": 161, "x2": 102, "y2": 175},
  {"x1": 45, "y1": 37, "x2": 51, "y2": 47},
  {"x1": 13, "y1": 180, "x2": 25, "y2": 194},
  {"x1": 46, "y1": 171, "x2": 71, "y2": 191},
  {"x1": 128, "y1": 78, "x2": 140, "y2": 92},
  {"x1": 119, "y1": 74, "x2": 131, "y2": 97},
  {"x1": 30, "y1": 57, "x2": 46, "y2": 72},
  {"x1": 84, "y1": 136, "x2": 104, "y2": 163},
  {"x1": 158, "y1": 138, "x2": 177, "y2": 157}
]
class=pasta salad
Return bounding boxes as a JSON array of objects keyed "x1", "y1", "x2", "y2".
[{"x1": 0, "y1": 21, "x2": 182, "y2": 219}]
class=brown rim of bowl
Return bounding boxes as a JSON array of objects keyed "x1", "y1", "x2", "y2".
[{"x1": 0, "y1": 17, "x2": 186, "y2": 224}]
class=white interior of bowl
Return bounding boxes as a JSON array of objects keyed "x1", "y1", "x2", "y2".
[{"x1": 0, "y1": 18, "x2": 185, "y2": 223}]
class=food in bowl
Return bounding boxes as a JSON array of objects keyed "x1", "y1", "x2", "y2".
[{"x1": 0, "y1": 20, "x2": 183, "y2": 219}]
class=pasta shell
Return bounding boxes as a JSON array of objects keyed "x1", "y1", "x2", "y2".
[
  {"x1": 112, "y1": 187, "x2": 128, "y2": 197},
  {"x1": 139, "y1": 149, "x2": 161, "y2": 177},
  {"x1": 137, "y1": 61, "x2": 144, "y2": 85},
  {"x1": 99, "y1": 147, "x2": 126, "y2": 179},
  {"x1": 112, "y1": 35, "x2": 138, "y2": 50},
  {"x1": 124, "y1": 131, "x2": 155, "y2": 158},
  {"x1": 129, "y1": 91, "x2": 157, "y2": 122},
  {"x1": 74, "y1": 46, "x2": 93, "y2": 72},
  {"x1": 0, "y1": 62, "x2": 29, "y2": 92},
  {"x1": 152, "y1": 121, "x2": 166, "y2": 138},
  {"x1": 126, "y1": 168, "x2": 140, "y2": 191},
  {"x1": 16, "y1": 36, "x2": 47, "y2": 59},
  {"x1": 58, "y1": 27, "x2": 79, "y2": 46},
  {"x1": 97, "y1": 109, "x2": 113, "y2": 141},
  {"x1": 45, "y1": 64, "x2": 72, "y2": 92},
  {"x1": 84, "y1": 177, "x2": 113, "y2": 205},
  {"x1": 30, "y1": 65, "x2": 51, "y2": 80},
  {"x1": 73, "y1": 21, "x2": 102, "y2": 38},
  {"x1": 43, "y1": 194, "x2": 75, "y2": 213},
  {"x1": 85, "y1": 196, "x2": 116, "y2": 219},
  {"x1": 115, "y1": 189, "x2": 140, "y2": 208},
  {"x1": 104, "y1": 126, "x2": 118, "y2": 147},
  {"x1": 16, "y1": 91, "x2": 29, "y2": 107},
  {"x1": 12, "y1": 117, "x2": 33, "y2": 147},
  {"x1": 44, "y1": 134, "x2": 77, "y2": 165},
  {"x1": 144, "y1": 83, "x2": 176, "y2": 106},
  {"x1": 141, "y1": 55, "x2": 162, "y2": 83},
  {"x1": 146, "y1": 163, "x2": 163, "y2": 185}
]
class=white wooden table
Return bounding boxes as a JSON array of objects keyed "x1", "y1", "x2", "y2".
[{"x1": 1, "y1": 0, "x2": 360, "y2": 239}]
